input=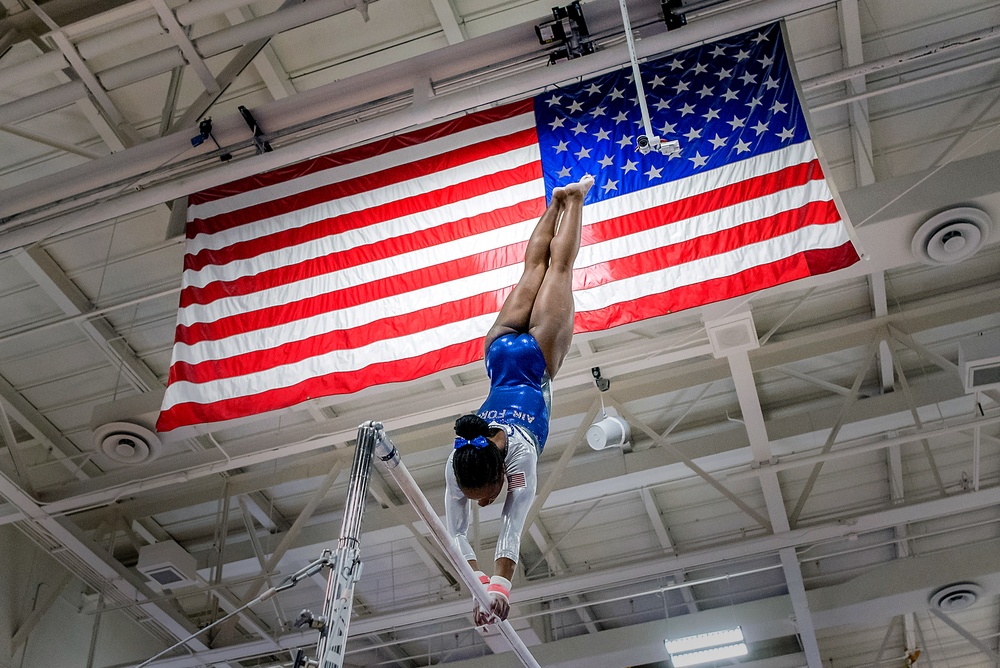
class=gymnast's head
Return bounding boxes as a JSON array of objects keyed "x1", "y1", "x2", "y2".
[{"x1": 453, "y1": 414, "x2": 506, "y2": 507}]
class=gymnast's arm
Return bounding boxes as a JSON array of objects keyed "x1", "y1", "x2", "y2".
[
  {"x1": 444, "y1": 451, "x2": 478, "y2": 570},
  {"x1": 493, "y1": 438, "x2": 538, "y2": 580}
]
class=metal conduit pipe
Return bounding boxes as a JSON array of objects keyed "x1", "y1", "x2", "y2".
[
  {"x1": 76, "y1": 17, "x2": 170, "y2": 60},
  {"x1": 0, "y1": 0, "x2": 835, "y2": 245},
  {"x1": 97, "y1": 0, "x2": 367, "y2": 91},
  {"x1": 0, "y1": 51, "x2": 67, "y2": 90},
  {"x1": 802, "y1": 23, "x2": 1000, "y2": 91},
  {"x1": 99, "y1": 49, "x2": 188, "y2": 90},
  {"x1": 175, "y1": 0, "x2": 275, "y2": 27},
  {"x1": 0, "y1": 0, "x2": 369, "y2": 93},
  {"x1": 75, "y1": 0, "x2": 277, "y2": 61},
  {"x1": 0, "y1": 81, "x2": 87, "y2": 125}
]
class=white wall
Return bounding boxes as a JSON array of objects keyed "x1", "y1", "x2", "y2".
[{"x1": 0, "y1": 525, "x2": 167, "y2": 668}]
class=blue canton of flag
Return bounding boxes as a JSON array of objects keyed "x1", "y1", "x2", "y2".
[{"x1": 536, "y1": 22, "x2": 809, "y2": 201}]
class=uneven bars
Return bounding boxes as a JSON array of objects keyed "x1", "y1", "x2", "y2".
[{"x1": 364, "y1": 421, "x2": 542, "y2": 668}]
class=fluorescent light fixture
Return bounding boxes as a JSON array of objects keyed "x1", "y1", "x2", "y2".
[
  {"x1": 668, "y1": 642, "x2": 748, "y2": 667},
  {"x1": 664, "y1": 627, "x2": 748, "y2": 667},
  {"x1": 665, "y1": 627, "x2": 745, "y2": 654}
]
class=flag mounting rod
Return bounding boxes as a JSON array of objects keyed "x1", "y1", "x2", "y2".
[
  {"x1": 617, "y1": 0, "x2": 680, "y2": 157},
  {"x1": 368, "y1": 421, "x2": 543, "y2": 668}
]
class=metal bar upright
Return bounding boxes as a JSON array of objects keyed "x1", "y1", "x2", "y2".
[{"x1": 314, "y1": 425, "x2": 378, "y2": 668}]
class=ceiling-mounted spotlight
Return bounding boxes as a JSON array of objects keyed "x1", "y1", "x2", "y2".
[
  {"x1": 189, "y1": 117, "x2": 231, "y2": 162},
  {"x1": 535, "y1": 1, "x2": 595, "y2": 64},
  {"x1": 660, "y1": 0, "x2": 687, "y2": 31},
  {"x1": 587, "y1": 408, "x2": 630, "y2": 451}
]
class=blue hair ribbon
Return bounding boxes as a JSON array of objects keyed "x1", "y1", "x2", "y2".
[{"x1": 454, "y1": 435, "x2": 490, "y2": 450}]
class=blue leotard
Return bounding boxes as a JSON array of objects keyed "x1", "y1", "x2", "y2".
[{"x1": 477, "y1": 333, "x2": 550, "y2": 449}]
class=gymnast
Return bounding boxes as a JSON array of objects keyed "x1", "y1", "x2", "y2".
[{"x1": 445, "y1": 174, "x2": 594, "y2": 625}]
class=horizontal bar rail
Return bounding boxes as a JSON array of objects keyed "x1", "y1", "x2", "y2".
[{"x1": 365, "y1": 421, "x2": 541, "y2": 668}]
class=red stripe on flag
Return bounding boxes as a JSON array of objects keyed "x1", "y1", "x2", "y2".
[
  {"x1": 574, "y1": 242, "x2": 859, "y2": 333},
  {"x1": 174, "y1": 192, "x2": 836, "y2": 350},
  {"x1": 156, "y1": 339, "x2": 485, "y2": 432},
  {"x1": 176, "y1": 202, "x2": 544, "y2": 343},
  {"x1": 188, "y1": 127, "x2": 540, "y2": 240},
  {"x1": 189, "y1": 99, "x2": 536, "y2": 206},
  {"x1": 157, "y1": 245, "x2": 858, "y2": 433},
  {"x1": 184, "y1": 159, "x2": 543, "y2": 274},
  {"x1": 167, "y1": 201, "x2": 840, "y2": 383},
  {"x1": 181, "y1": 159, "x2": 823, "y2": 312}
]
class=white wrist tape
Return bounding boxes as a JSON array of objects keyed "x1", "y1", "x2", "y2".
[
  {"x1": 474, "y1": 570, "x2": 490, "y2": 586},
  {"x1": 487, "y1": 575, "x2": 511, "y2": 602}
]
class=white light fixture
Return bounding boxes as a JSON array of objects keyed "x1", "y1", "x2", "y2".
[{"x1": 665, "y1": 626, "x2": 748, "y2": 667}]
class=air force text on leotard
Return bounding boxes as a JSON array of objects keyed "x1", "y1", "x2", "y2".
[{"x1": 478, "y1": 408, "x2": 535, "y2": 424}]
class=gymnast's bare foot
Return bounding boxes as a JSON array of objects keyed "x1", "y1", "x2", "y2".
[
  {"x1": 564, "y1": 174, "x2": 594, "y2": 200},
  {"x1": 551, "y1": 185, "x2": 568, "y2": 203}
]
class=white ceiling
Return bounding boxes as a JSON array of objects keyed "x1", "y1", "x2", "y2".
[{"x1": 2, "y1": 1, "x2": 1000, "y2": 667}]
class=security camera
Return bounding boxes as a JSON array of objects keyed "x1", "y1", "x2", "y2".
[{"x1": 636, "y1": 135, "x2": 651, "y2": 152}]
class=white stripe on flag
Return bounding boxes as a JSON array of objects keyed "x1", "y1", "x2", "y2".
[
  {"x1": 161, "y1": 313, "x2": 497, "y2": 410},
  {"x1": 176, "y1": 178, "x2": 832, "y2": 335},
  {"x1": 187, "y1": 113, "x2": 537, "y2": 220},
  {"x1": 162, "y1": 222, "x2": 848, "y2": 410},
  {"x1": 186, "y1": 144, "x2": 541, "y2": 257},
  {"x1": 574, "y1": 221, "x2": 851, "y2": 313},
  {"x1": 183, "y1": 174, "x2": 544, "y2": 289}
]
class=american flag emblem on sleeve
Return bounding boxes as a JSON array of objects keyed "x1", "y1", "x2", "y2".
[
  {"x1": 507, "y1": 472, "x2": 527, "y2": 490},
  {"x1": 157, "y1": 22, "x2": 858, "y2": 432}
]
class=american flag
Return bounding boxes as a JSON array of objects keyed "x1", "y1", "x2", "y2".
[
  {"x1": 507, "y1": 472, "x2": 527, "y2": 490},
  {"x1": 157, "y1": 22, "x2": 857, "y2": 432}
]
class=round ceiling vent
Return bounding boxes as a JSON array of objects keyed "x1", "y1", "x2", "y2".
[
  {"x1": 929, "y1": 583, "x2": 983, "y2": 612},
  {"x1": 911, "y1": 207, "x2": 993, "y2": 265},
  {"x1": 93, "y1": 421, "x2": 162, "y2": 465}
]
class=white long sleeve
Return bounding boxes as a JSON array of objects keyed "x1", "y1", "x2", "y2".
[{"x1": 443, "y1": 426, "x2": 538, "y2": 565}]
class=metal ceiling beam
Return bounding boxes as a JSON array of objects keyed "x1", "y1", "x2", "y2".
[
  {"x1": 149, "y1": 0, "x2": 219, "y2": 94},
  {"x1": 430, "y1": 0, "x2": 465, "y2": 45},
  {"x1": 14, "y1": 245, "x2": 162, "y2": 392},
  {"x1": 526, "y1": 521, "x2": 601, "y2": 633},
  {"x1": 638, "y1": 486, "x2": 697, "y2": 614},
  {"x1": 10, "y1": 569, "x2": 72, "y2": 651},
  {"x1": 0, "y1": 0, "x2": 839, "y2": 245},
  {"x1": 835, "y1": 0, "x2": 875, "y2": 188},
  {"x1": 168, "y1": 0, "x2": 306, "y2": 134},
  {"x1": 0, "y1": 398, "x2": 34, "y2": 494},
  {"x1": 225, "y1": 7, "x2": 296, "y2": 101},
  {"x1": 139, "y1": 535, "x2": 1000, "y2": 667},
  {"x1": 0, "y1": 372, "x2": 96, "y2": 480},
  {"x1": 929, "y1": 608, "x2": 1000, "y2": 664},
  {"x1": 890, "y1": 348, "x2": 946, "y2": 495},
  {"x1": 46, "y1": 30, "x2": 141, "y2": 145},
  {"x1": 0, "y1": 467, "x2": 219, "y2": 657},
  {"x1": 0, "y1": 123, "x2": 104, "y2": 158},
  {"x1": 727, "y1": 348, "x2": 823, "y2": 668},
  {"x1": 613, "y1": 398, "x2": 773, "y2": 530},
  {"x1": 730, "y1": 408, "x2": 1000, "y2": 479},
  {"x1": 788, "y1": 342, "x2": 879, "y2": 524},
  {"x1": 802, "y1": 23, "x2": 1000, "y2": 93}
]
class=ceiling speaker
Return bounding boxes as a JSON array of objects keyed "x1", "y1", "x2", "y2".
[
  {"x1": 911, "y1": 207, "x2": 992, "y2": 265},
  {"x1": 93, "y1": 421, "x2": 162, "y2": 464},
  {"x1": 929, "y1": 582, "x2": 983, "y2": 612}
]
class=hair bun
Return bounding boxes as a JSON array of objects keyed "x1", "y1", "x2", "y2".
[{"x1": 455, "y1": 414, "x2": 491, "y2": 440}]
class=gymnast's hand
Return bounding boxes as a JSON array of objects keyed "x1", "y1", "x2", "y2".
[
  {"x1": 474, "y1": 575, "x2": 511, "y2": 625},
  {"x1": 473, "y1": 592, "x2": 510, "y2": 625}
]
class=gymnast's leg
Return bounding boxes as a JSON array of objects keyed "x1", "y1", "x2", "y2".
[
  {"x1": 527, "y1": 174, "x2": 593, "y2": 379},
  {"x1": 483, "y1": 188, "x2": 567, "y2": 354}
]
